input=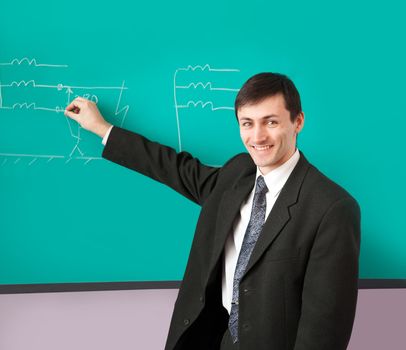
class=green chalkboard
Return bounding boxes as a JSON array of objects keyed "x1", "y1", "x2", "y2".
[{"x1": 1, "y1": 0, "x2": 405, "y2": 285}]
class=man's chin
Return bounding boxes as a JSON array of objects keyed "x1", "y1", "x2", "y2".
[
  {"x1": 252, "y1": 160, "x2": 273, "y2": 169},
  {"x1": 250, "y1": 154, "x2": 273, "y2": 166}
]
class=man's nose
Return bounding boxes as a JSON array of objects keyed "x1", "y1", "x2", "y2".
[{"x1": 253, "y1": 126, "x2": 267, "y2": 143}]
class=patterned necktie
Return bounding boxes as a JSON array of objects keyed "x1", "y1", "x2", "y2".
[{"x1": 228, "y1": 175, "x2": 268, "y2": 343}]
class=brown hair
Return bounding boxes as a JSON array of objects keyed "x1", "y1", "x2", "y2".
[{"x1": 235, "y1": 72, "x2": 302, "y2": 122}]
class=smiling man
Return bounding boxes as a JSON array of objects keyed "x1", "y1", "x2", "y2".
[
  {"x1": 65, "y1": 72, "x2": 360, "y2": 350},
  {"x1": 237, "y1": 93, "x2": 303, "y2": 174}
]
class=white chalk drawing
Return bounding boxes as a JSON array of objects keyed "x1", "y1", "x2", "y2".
[
  {"x1": 1, "y1": 60, "x2": 240, "y2": 166},
  {"x1": 173, "y1": 64, "x2": 240, "y2": 152},
  {"x1": 0, "y1": 57, "x2": 69, "y2": 68},
  {"x1": 0, "y1": 57, "x2": 129, "y2": 166}
]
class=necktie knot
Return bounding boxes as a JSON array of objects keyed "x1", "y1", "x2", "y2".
[{"x1": 256, "y1": 175, "x2": 268, "y2": 195}]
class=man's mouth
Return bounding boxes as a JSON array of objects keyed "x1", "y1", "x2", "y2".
[{"x1": 252, "y1": 145, "x2": 273, "y2": 151}]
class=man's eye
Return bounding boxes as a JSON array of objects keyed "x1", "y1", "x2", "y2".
[
  {"x1": 242, "y1": 122, "x2": 251, "y2": 127},
  {"x1": 268, "y1": 120, "x2": 277, "y2": 126}
]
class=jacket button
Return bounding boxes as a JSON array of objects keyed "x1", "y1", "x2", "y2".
[
  {"x1": 199, "y1": 295, "x2": 204, "y2": 303},
  {"x1": 243, "y1": 288, "x2": 249, "y2": 293},
  {"x1": 242, "y1": 323, "x2": 250, "y2": 330},
  {"x1": 183, "y1": 319, "x2": 190, "y2": 326}
]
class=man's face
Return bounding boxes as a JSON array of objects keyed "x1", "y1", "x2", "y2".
[{"x1": 237, "y1": 94, "x2": 304, "y2": 175}]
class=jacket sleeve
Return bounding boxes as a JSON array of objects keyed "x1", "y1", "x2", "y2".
[
  {"x1": 101, "y1": 126, "x2": 221, "y2": 206},
  {"x1": 293, "y1": 196, "x2": 361, "y2": 350}
]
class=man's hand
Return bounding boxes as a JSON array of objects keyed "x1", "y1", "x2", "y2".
[{"x1": 65, "y1": 97, "x2": 112, "y2": 138}]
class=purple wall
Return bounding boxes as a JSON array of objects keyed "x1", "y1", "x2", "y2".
[{"x1": 0, "y1": 288, "x2": 404, "y2": 349}]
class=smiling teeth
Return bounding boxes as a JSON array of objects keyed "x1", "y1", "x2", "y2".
[{"x1": 253, "y1": 145, "x2": 271, "y2": 150}]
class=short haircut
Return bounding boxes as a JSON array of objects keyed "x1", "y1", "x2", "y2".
[{"x1": 235, "y1": 72, "x2": 302, "y2": 122}]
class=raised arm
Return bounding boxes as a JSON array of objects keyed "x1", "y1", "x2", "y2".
[{"x1": 65, "y1": 97, "x2": 221, "y2": 205}]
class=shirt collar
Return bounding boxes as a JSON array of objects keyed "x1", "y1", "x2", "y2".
[{"x1": 255, "y1": 149, "x2": 301, "y2": 198}]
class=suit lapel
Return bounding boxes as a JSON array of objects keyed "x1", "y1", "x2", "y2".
[
  {"x1": 243, "y1": 152, "x2": 311, "y2": 277},
  {"x1": 207, "y1": 152, "x2": 311, "y2": 283},
  {"x1": 208, "y1": 172, "x2": 256, "y2": 274}
]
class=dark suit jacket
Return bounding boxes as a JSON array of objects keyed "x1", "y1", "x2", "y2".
[{"x1": 102, "y1": 127, "x2": 361, "y2": 350}]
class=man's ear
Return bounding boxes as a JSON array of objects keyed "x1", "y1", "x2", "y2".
[{"x1": 295, "y1": 112, "x2": 305, "y2": 134}]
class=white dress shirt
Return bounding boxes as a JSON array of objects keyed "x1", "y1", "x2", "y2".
[
  {"x1": 102, "y1": 127, "x2": 300, "y2": 313},
  {"x1": 221, "y1": 149, "x2": 300, "y2": 313},
  {"x1": 102, "y1": 125, "x2": 114, "y2": 145}
]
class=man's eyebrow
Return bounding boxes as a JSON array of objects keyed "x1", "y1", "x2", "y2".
[
  {"x1": 239, "y1": 114, "x2": 279, "y2": 120},
  {"x1": 262, "y1": 114, "x2": 279, "y2": 119}
]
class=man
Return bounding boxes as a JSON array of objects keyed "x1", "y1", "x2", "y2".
[{"x1": 65, "y1": 73, "x2": 361, "y2": 350}]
